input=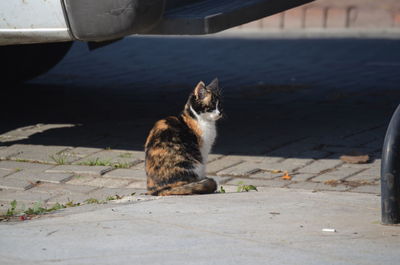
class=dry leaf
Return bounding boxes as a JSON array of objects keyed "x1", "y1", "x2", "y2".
[
  {"x1": 340, "y1": 151, "x2": 370, "y2": 164},
  {"x1": 324, "y1": 180, "x2": 340, "y2": 186},
  {"x1": 282, "y1": 172, "x2": 292, "y2": 180},
  {"x1": 271, "y1": 169, "x2": 282, "y2": 173}
]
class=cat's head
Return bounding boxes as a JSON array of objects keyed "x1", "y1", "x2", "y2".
[{"x1": 185, "y1": 78, "x2": 222, "y2": 121}]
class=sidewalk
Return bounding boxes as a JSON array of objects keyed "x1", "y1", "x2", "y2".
[{"x1": 0, "y1": 187, "x2": 398, "y2": 265}]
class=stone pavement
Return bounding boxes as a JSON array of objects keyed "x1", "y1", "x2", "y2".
[{"x1": 1, "y1": 36, "x2": 400, "y2": 213}]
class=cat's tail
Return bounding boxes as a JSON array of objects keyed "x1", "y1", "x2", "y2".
[{"x1": 150, "y1": 178, "x2": 217, "y2": 196}]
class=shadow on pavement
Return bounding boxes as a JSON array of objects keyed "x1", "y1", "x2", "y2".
[{"x1": 1, "y1": 36, "x2": 400, "y2": 159}]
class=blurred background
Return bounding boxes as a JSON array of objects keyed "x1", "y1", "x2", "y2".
[{"x1": 229, "y1": 0, "x2": 400, "y2": 36}]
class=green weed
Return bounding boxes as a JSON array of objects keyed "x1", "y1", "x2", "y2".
[
  {"x1": 1, "y1": 193, "x2": 131, "y2": 221},
  {"x1": 79, "y1": 158, "x2": 110, "y2": 166},
  {"x1": 50, "y1": 153, "x2": 69, "y2": 165},
  {"x1": 6, "y1": 200, "x2": 17, "y2": 216},
  {"x1": 84, "y1": 198, "x2": 101, "y2": 204},
  {"x1": 106, "y1": 194, "x2": 122, "y2": 201},
  {"x1": 237, "y1": 181, "x2": 258, "y2": 192},
  {"x1": 79, "y1": 158, "x2": 131, "y2": 169},
  {"x1": 118, "y1": 153, "x2": 133, "y2": 158}
]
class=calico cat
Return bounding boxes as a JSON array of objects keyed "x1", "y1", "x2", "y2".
[{"x1": 145, "y1": 78, "x2": 222, "y2": 196}]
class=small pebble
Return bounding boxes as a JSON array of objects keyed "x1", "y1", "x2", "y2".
[{"x1": 322, "y1": 228, "x2": 336, "y2": 232}]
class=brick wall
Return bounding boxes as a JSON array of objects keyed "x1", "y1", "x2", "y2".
[{"x1": 234, "y1": 0, "x2": 400, "y2": 31}]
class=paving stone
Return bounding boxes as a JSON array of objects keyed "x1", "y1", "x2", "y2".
[
  {"x1": 46, "y1": 165, "x2": 113, "y2": 176},
  {"x1": 297, "y1": 159, "x2": 343, "y2": 174},
  {"x1": 31, "y1": 183, "x2": 97, "y2": 195},
  {"x1": 0, "y1": 189, "x2": 53, "y2": 203},
  {"x1": 6, "y1": 170, "x2": 74, "y2": 184},
  {"x1": 0, "y1": 200, "x2": 12, "y2": 214},
  {"x1": 216, "y1": 162, "x2": 262, "y2": 177},
  {"x1": 208, "y1": 175, "x2": 232, "y2": 185},
  {"x1": 249, "y1": 171, "x2": 283, "y2": 180},
  {"x1": 342, "y1": 132, "x2": 379, "y2": 147},
  {"x1": 66, "y1": 175, "x2": 96, "y2": 186},
  {"x1": 297, "y1": 150, "x2": 330, "y2": 159},
  {"x1": 290, "y1": 173, "x2": 316, "y2": 182},
  {"x1": 125, "y1": 181, "x2": 146, "y2": 189},
  {"x1": 323, "y1": 146, "x2": 375, "y2": 156},
  {"x1": 206, "y1": 156, "x2": 244, "y2": 174},
  {"x1": 37, "y1": 173, "x2": 74, "y2": 184},
  {"x1": 109, "y1": 150, "x2": 146, "y2": 161},
  {"x1": 83, "y1": 178, "x2": 131, "y2": 188},
  {"x1": 0, "y1": 160, "x2": 54, "y2": 171},
  {"x1": 47, "y1": 192, "x2": 98, "y2": 205},
  {"x1": 350, "y1": 184, "x2": 380, "y2": 194},
  {"x1": 0, "y1": 146, "x2": 21, "y2": 159},
  {"x1": 0, "y1": 168, "x2": 13, "y2": 178},
  {"x1": 346, "y1": 167, "x2": 380, "y2": 182},
  {"x1": 1, "y1": 144, "x2": 71, "y2": 164},
  {"x1": 130, "y1": 162, "x2": 145, "y2": 170},
  {"x1": 67, "y1": 175, "x2": 131, "y2": 189},
  {"x1": 208, "y1": 154, "x2": 223, "y2": 163},
  {"x1": 0, "y1": 124, "x2": 74, "y2": 143},
  {"x1": 287, "y1": 182, "x2": 350, "y2": 192},
  {"x1": 74, "y1": 150, "x2": 143, "y2": 167},
  {"x1": 313, "y1": 167, "x2": 363, "y2": 182},
  {"x1": 0, "y1": 178, "x2": 34, "y2": 191},
  {"x1": 86, "y1": 187, "x2": 141, "y2": 200},
  {"x1": 62, "y1": 147, "x2": 103, "y2": 159},
  {"x1": 103, "y1": 168, "x2": 146, "y2": 180},
  {"x1": 256, "y1": 158, "x2": 312, "y2": 173},
  {"x1": 362, "y1": 139, "x2": 383, "y2": 150},
  {"x1": 266, "y1": 140, "x2": 318, "y2": 158},
  {"x1": 241, "y1": 156, "x2": 283, "y2": 163},
  {"x1": 225, "y1": 178, "x2": 288, "y2": 188},
  {"x1": 302, "y1": 136, "x2": 346, "y2": 147}
]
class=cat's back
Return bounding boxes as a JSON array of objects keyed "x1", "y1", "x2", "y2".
[{"x1": 145, "y1": 116, "x2": 194, "y2": 150}]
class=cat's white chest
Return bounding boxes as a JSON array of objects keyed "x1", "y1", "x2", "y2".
[
  {"x1": 193, "y1": 118, "x2": 216, "y2": 179},
  {"x1": 198, "y1": 118, "x2": 216, "y2": 162}
]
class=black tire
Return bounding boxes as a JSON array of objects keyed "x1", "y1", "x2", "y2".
[{"x1": 1, "y1": 41, "x2": 73, "y2": 84}]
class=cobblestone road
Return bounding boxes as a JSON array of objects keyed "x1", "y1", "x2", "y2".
[{"x1": 1, "y1": 36, "x2": 400, "y2": 212}]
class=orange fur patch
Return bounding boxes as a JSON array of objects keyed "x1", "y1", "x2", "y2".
[
  {"x1": 203, "y1": 93, "x2": 212, "y2": 105},
  {"x1": 182, "y1": 113, "x2": 202, "y2": 141},
  {"x1": 145, "y1": 119, "x2": 169, "y2": 147}
]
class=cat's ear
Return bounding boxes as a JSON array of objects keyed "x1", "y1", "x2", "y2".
[
  {"x1": 194, "y1": 81, "x2": 207, "y2": 100},
  {"x1": 207, "y1": 78, "x2": 219, "y2": 91}
]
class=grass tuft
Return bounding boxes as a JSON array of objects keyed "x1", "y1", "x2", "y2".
[
  {"x1": 79, "y1": 158, "x2": 131, "y2": 168},
  {"x1": 49, "y1": 153, "x2": 69, "y2": 165},
  {"x1": 237, "y1": 181, "x2": 258, "y2": 192}
]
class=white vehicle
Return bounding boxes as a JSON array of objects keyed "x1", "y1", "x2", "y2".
[{"x1": 0, "y1": 0, "x2": 312, "y2": 82}]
